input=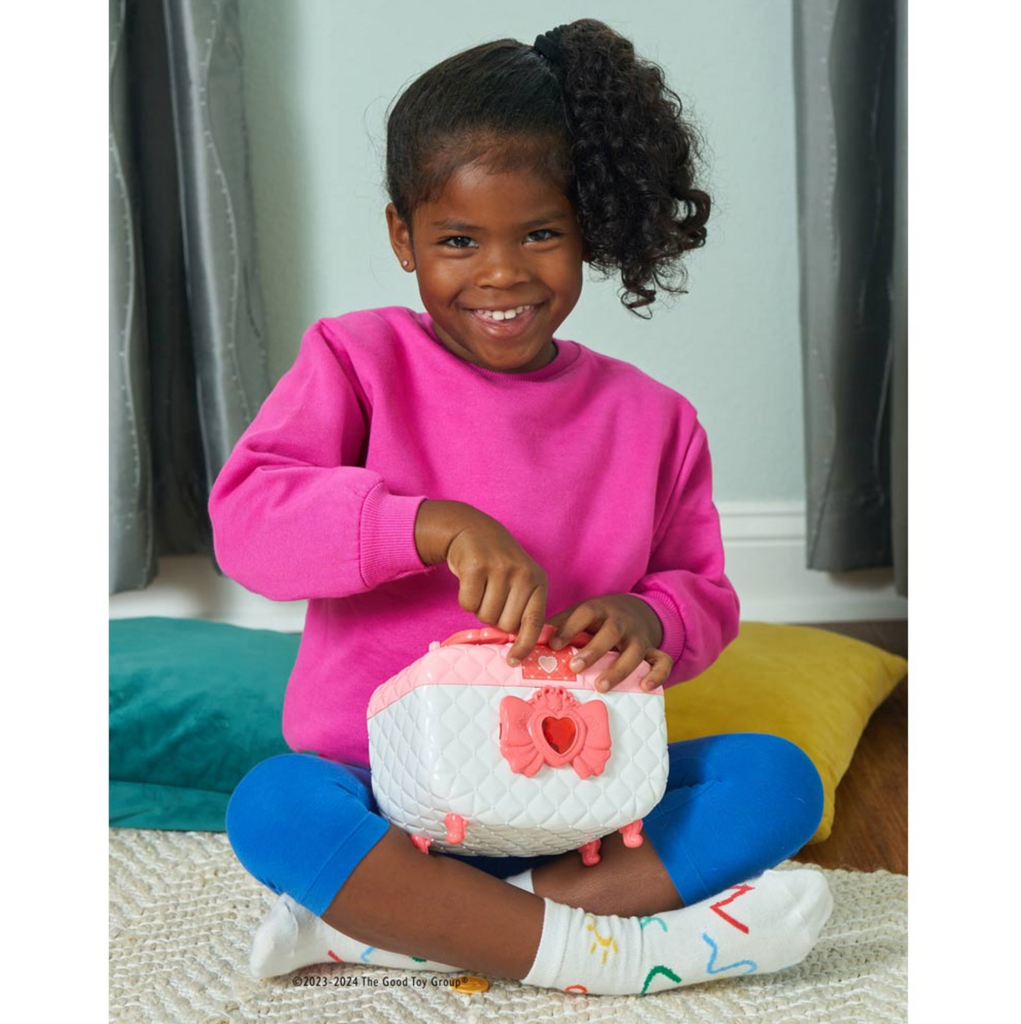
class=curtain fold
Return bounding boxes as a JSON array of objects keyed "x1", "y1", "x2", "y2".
[
  {"x1": 890, "y1": 0, "x2": 907, "y2": 596},
  {"x1": 109, "y1": 0, "x2": 270, "y2": 594},
  {"x1": 792, "y1": 0, "x2": 907, "y2": 594}
]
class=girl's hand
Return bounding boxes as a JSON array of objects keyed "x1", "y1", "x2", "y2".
[
  {"x1": 416, "y1": 500, "x2": 549, "y2": 663},
  {"x1": 545, "y1": 594, "x2": 673, "y2": 693}
]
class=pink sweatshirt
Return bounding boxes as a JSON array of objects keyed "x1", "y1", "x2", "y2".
[{"x1": 208, "y1": 306, "x2": 739, "y2": 766}]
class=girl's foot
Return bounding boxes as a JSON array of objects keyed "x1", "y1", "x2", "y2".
[
  {"x1": 250, "y1": 869, "x2": 535, "y2": 978},
  {"x1": 250, "y1": 867, "x2": 832, "y2": 996},
  {"x1": 523, "y1": 867, "x2": 833, "y2": 995}
]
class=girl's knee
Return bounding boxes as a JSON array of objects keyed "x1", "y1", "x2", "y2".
[
  {"x1": 228, "y1": 753, "x2": 299, "y2": 823},
  {"x1": 226, "y1": 754, "x2": 358, "y2": 889},
  {"x1": 751, "y1": 734, "x2": 825, "y2": 847},
  {"x1": 226, "y1": 754, "x2": 304, "y2": 891},
  {"x1": 225, "y1": 753, "x2": 384, "y2": 906},
  {"x1": 694, "y1": 732, "x2": 824, "y2": 853}
]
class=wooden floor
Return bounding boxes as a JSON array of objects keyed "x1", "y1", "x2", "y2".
[{"x1": 792, "y1": 620, "x2": 908, "y2": 875}]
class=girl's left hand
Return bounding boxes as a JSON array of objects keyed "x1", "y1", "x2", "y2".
[{"x1": 544, "y1": 594, "x2": 673, "y2": 693}]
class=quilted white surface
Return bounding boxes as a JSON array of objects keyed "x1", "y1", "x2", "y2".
[{"x1": 368, "y1": 673, "x2": 668, "y2": 856}]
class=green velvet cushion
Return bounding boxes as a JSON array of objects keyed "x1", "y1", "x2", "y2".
[{"x1": 109, "y1": 617, "x2": 296, "y2": 831}]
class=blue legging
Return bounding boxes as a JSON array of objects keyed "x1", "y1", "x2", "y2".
[{"x1": 226, "y1": 733, "x2": 823, "y2": 917}]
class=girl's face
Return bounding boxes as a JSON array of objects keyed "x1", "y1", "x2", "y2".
[{"x1": 386, "y1": 162, "x2": 586, "y2": 373}]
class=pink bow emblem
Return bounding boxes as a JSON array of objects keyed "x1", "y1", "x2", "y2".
[{"x1": 499, "y1": 686, "x2": 611, "y2": 779}]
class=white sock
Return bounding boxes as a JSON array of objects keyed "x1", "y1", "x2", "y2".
[
  {"x1": 249, "y1": 894, "x2": 463, "y2": 977},
  {"x1": 250, "y1": 870, "x2": 536, "y2": 978},
  {"x1": 521, "y1": 868, "x2": 833, "y2": 996},
  {"x1": 502, "y1": 868, "x2": 534, "y2": 893}
]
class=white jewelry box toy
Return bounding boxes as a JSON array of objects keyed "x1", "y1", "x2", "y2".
[{"x1": 367, "y1": 624, "x2": 669, "y2": 863}]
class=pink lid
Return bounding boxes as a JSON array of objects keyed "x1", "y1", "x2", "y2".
[{"x1": 366, "y1": 626, "x2": 658, "y2": 719}]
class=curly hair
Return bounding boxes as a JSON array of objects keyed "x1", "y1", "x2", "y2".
[{"x1": 384, "y1": 19, "x2": 710, "y2": 316}]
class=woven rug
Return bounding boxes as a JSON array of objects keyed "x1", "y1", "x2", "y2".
[{"x1": 110, "y1": 829, "x2": 907, "y2": 1023}]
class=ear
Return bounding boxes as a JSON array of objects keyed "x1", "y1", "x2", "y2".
[{"x1": 385, "y1": 202, "x2": 415, "y2": 271}]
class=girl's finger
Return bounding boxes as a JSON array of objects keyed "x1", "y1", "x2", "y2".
[
  {"x1": 638, "y1": 648, "x2": 674, "y2": 691},
  {"x1": 506, "y1": 585, "x2": 549, "y2": 665},
  {"x1": 496, "y1": 572, "x2": 533, "y2": 635},
  {"x1": 568, "y1": 618, "x2": 624, "y2": 678},
  {"x1": 475, "y1": 573, "x2": 509, "y2": 626},
  {"x1": 593, "y1": 639, "x2": 648, "y2": 692},
  {"x1": 457, "y1": 566, "x2": 487, "y2": 617},
  {"x1": 548, "y1": 603, "x2": 602, "y2": 652}
]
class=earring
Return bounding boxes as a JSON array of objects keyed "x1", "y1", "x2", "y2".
[{"x1": 402, "y1": 260, "x2": 410, "y2": 267}]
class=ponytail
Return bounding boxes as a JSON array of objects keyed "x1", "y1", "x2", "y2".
[{"x1": 550, "y1": 19, "x2": 710, "y2": 316}]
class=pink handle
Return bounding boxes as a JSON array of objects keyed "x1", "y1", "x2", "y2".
[{"x1": 440, "y1": 624, "x2": 594, "y2": 648}]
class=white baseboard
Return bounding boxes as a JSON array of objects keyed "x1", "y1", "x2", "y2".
[
  {"x1": 717, "y1": 501, "x2": 907, "y2": 623},
  {"x1": 109, "y1": 555, "x2": 309, "y2": 633},
  {"x1": 108, "y1": 501, "x2": 906, "y2": 630}
]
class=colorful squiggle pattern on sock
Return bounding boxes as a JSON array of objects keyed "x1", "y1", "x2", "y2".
[
  {"x1": 702, "y1": 932, "x2": 757, "y2": 976},
  {"x1": 710, "y1": 883, "x2": 754, "y2": 934},
  {"x1": 641, "y1": 964, "x2": 683, "y2": 994},
  {"x1": 639, "y1": 915, "x2": 668, "y2": 932},
  {"x1": 584, "y1": 914, "x2": 619, "y2": 964}
]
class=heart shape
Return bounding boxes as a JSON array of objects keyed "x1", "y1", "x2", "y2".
[
  {"x1": 541, "y1": 715, "x2": 577, "y2": 754},
  {"x1": 538, "y1": 655, "x2": 559, "y2": 674}
]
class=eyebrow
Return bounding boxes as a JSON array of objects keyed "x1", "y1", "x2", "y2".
[{"x1": 430, "y1": 211, "x2": 570, "y2": 231}]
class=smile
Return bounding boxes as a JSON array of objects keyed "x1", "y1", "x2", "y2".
[
  {"x1": 469, "y1": 304, "x2": 537, "y2": 321},
  {"x1": 466, "y1": 303, "x2": 542, "y2": 336}
]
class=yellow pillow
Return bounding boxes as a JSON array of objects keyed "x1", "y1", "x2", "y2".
[{"x1": 663, "y1": 621, "x2": 907, "y2": 843}]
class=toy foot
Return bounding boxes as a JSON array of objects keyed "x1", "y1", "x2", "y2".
[
  {"x1": 578, "y1": 838, "x2": 602, "y2": 866},
  {"x1": 444, "y1": 812, "x2": 467, "y2": 844},
  {"x1": 618, "y1": 819, "x2": 644, "y2": 848},
  {"x1": 409, "y1": 834, "x2": 432, "y2": 854}
]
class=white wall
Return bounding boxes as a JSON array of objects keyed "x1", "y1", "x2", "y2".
[
  {"x1": 238, "y1": 0, "x2": 805, "y2": 500},
  {"x1": 111, "y1": 1, "x2": 906, "y2": 626}
]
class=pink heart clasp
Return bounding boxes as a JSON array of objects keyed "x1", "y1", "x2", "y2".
[{"x1": 499, "y1": 686, "x2": 611, "y2": 778}]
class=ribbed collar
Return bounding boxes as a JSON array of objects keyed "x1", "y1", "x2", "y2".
[{"x1": 413, "y1": 309, "x2": 583, "y2": 383}]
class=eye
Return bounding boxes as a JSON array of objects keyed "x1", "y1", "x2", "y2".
[
  {"x1": 439, "y1": 235, "x2": 477, "y2": 249},
  {"x1": 527, "y1": 229, "x2": 561, "y2": 242}
]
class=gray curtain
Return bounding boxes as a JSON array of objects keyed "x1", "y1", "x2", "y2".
[
  {"x1": 792, "y1": 0, "x2": 907, "y2": 595},
  {"x1": 109, "y1": 0, "x2": 271, "y2": 593}
]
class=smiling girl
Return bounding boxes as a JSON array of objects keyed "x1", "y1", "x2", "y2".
[
  {"x1": 210, "y1": 19, "x2": 832, "y2": 997},
  {"x1": 385, "y1": 160, "x2": 585, "y2": 375}
]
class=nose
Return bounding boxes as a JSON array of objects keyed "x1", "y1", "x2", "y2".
[{"x1": 474, "y1": 242, "x2": 531, "y2": 290}]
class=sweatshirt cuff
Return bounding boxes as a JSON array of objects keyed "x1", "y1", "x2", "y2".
[
  {"x1": 359, "y1": 483, "x2": 430, "y2": 591},
  {"x1": 629, "y1": 588, "x2": 687, "y2": 664}
]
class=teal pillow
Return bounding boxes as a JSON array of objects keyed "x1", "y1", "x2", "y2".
[{"x1": 109, "y1": 617, "x2": 297, "y2": 830}]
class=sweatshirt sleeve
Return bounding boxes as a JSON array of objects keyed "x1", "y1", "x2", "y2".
[
  {"x1": 628, "y1": 409, "x2": 740, "y2": 686},
  {"x1": 207, "y1": 320, "x2": 431, "y2": 601}
]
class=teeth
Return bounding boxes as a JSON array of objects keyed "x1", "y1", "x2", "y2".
[{"x1": 475, "y1": 304, "x2": 533, "y2": 321}]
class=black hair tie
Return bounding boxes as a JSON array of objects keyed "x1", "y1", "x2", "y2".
[{"x1": 533, "y1": 24, "x2": 570, "y2": 71}]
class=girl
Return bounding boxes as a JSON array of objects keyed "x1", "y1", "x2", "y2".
[{"x1": 212, "y1": 19, "x2": 831, "y2": 997}]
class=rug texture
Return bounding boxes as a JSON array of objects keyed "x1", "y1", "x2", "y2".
[{"x1": 109, "y1": 829, "x2": 907, "y2": 1023}]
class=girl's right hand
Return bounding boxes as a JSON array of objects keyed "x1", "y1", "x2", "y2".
[{"x1": 414, "y1": 500, "x2": 549, "y2": 665}]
